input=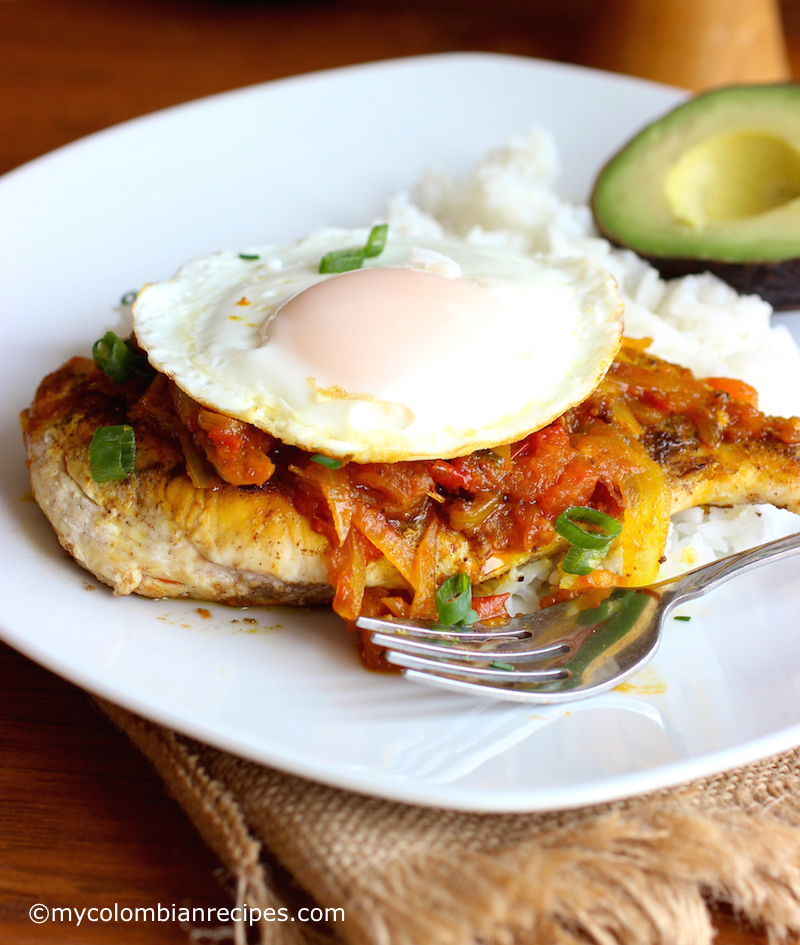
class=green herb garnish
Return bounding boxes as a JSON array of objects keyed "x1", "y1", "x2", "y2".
[
  {"x1": 310, "y1": 454, "x2": 344, "y2": 470},
  {"x1": 490, "y1": 661, "x2": 515, "y2": 671},
  {"x1": 562, "y1": 545, "x2": 613, "y2": 575},
  {"x1": 363, "y1": 223, "x2": 388, "y2": 258},
  {"x1": 554, "y1": 506, "x2": 622, "y2": 576},
  {"x1": 674, "y1": 615, "x2": 692, "y2": 621},
  {"x1": 319, "y1": 224, "x2": 388, "y2": 274},
  {"x1": 120, "y1": 291, "x2": 137, "y2": 306},
  {"x1": 238, "y1": 253, "x2": 260, "y2": 261},
  {"x1": 319, "y1": 249, "x2": 367, "y2": 274},
  {"x1": 89, "y1": 425, "x2": 136, "y2": 482},
  {"x1": 92, "y1": 331, "x2": 153, "y2": 384},
  {"x1": 435, "y1": 572, "x2": 478, "y2": 627}
]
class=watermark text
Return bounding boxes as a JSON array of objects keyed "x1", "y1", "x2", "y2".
[{"x1": 29, "y1": 902, "x2": 343, "y2": 927}]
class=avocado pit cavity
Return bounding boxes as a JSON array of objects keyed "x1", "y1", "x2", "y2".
[{"x1": 666, "y1": 131, "x2": 800, "y2": 229}]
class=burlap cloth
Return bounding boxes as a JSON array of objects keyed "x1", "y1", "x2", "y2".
[{"x1": 97, "y1": 698, "x2": 800, "y2": 945}]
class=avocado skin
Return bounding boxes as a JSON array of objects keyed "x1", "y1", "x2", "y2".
[
  {"x1": 601, "y1": 238, "x2": 800, "y2": 311},
  {"x1": 647, "y1": 256, "x2": 800, "y2": 311}
]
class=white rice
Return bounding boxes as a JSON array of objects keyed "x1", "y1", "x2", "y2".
[{"x1": 384, "y1": 127, "x2": 800, "y2": 609}]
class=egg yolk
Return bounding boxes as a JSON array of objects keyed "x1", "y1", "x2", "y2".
[{"x1": 269, "y1": 267, "x2": 504, "y2": 392}]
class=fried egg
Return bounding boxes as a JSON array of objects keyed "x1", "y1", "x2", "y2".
[{"x1": 132, "y1": 229, "x2": 624, "y2": 463}]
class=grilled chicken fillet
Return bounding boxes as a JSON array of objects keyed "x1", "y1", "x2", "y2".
[
  {"x1": 23, "y1": 358, "x2": 335, "y2": 606},
  {"x1": 22, "y1": 343, "x2": 800, "y2": 621}
]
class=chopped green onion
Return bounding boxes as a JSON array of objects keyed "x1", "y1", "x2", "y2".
[
  {"x1": 562, "y1": 546, "x2": 608, "y2": 576},
  {"x1": 310, "y1": 454, "x2": 343, "y2": 470},
  {"x1": 435, "y1": 572, "x2": 474, "y2": 626},
  {"x1": 318, "y1": 249, "x2": 367, "y2": 274},
  {"x1": 674, "y1": 615, "x2": 691, "y2": 622},
  {"x1": 555, "y1": 506, "x2": 621, "y2": 550},
  {"x1": 490, "y1": 661, "x2": 515, "y2": 671},
  {"x1": 319, "y1": 224, "x2": 389, "y2": 273},
  {"x1": 120, "y1": 291, "x2": 137, "y2": 305},
  {"x1": 555, "y1": 506, "x2": 622, "y2": 576},
  {"x1": 92, "y1": 331, "x2": 153, "y2": 384},
  {"x1": 93, "y1": 331, "x2": 132, "y2": 383},
  {"x1": 89, "y1": 425, "x2": 136, "y2": 482},
  {"x1": 238, "y1": 253, "x2": 260, "y2": 261},
  {"x1": 363, "y1": 223, "x2": 388, "y2": 258}
]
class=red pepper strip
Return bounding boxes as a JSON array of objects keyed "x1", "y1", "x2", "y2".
[
  {"x1": 428, "y1": 459, "x2": 469, "y2": 492},
  {"x1": 472, "y1": 593, "x2": 510, "y2": 621}
]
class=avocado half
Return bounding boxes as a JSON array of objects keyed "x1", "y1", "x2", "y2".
[{"x1": 592, "y1": 84, "x2": 800, "y2": 310}]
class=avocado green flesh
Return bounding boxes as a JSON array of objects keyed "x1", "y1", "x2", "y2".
[{"x1": 593, "y1": 84, "x2": 800, "y2": 265}]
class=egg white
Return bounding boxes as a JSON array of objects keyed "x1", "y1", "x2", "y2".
[{"x1": 132, "y1": 229, "x2": 624, "y2": 463}]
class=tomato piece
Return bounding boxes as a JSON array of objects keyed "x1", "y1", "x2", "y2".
[
  {"x1": 540, "y1": 455, "x2": 598, "y2": 517},
  {"x1": 705, "y1": 376, "x2": 759, "y2": 408},
  {"x1": 472, "y1": 593, "x2": 510, "y2": 620},
  {"x1": 349, "y1": 462, "x2": 435, "y2": 518}
]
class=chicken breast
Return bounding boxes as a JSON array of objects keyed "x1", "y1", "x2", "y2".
[
  {"x1": 650, "y1": 422, "x2": 800, "y2": 515},
  {"x1": 23, "y1": 359, "x2": 335, "y2": 605}
]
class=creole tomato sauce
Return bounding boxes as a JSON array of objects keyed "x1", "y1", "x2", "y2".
[{"x1": 127, "y1": 339, "x2": 800, "y2": 665}]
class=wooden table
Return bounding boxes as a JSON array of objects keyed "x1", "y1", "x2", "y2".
[{"x1": 3, "y1": 1, "x2": 798, "y2": 942}]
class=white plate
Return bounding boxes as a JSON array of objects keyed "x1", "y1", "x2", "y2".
[{"x1": 3, "y1": 53, "x2": 800, "y2": 813}]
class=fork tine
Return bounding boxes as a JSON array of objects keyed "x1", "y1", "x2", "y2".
[
  {"x1": 385, "y1": 649, "x2": 569, "y2": 683},
  {"x1": 369, "y1": 630, "x2": 571, "y2": 664},
  {"x1": 356, "y1": 614, "x2": 530, "y2": 642},
  {"x1": 401, "y1": 669, "x2": 570, "y2": 701},
  {"x1": 356, "y1": 585, "x2": 667, "y2": 702}
]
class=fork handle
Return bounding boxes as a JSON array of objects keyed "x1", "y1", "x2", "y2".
[{"x1": 667, "y1": 529, "x2": 800, "y2": 605}]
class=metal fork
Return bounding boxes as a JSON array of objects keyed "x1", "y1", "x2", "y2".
[{"x1": 356, "y1": 530, "x2": 800, "y2": 703}]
